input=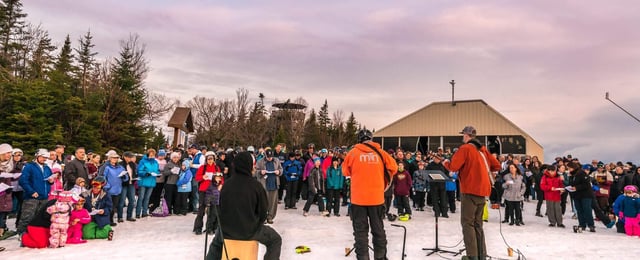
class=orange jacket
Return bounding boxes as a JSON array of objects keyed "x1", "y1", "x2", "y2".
[
  {"x1": 445, "y1": 140, "x2": 500, "y2": 197},
  {"x1": 343, "y1": 142, "x2": 398, "y2": 206}
]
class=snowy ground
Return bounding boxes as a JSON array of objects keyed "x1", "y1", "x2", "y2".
[{"x1": 1, "y1": 199, "x2": 638, "y2": 260}]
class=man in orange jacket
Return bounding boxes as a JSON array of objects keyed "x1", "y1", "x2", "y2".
[
  {"x1": 343, "y1": 129, "x2": 398, "y2": 260},
  {"x1": 446, "y1": 126, "x2": 501, "y2": 260}
]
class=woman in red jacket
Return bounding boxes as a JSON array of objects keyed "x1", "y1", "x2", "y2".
[
  {"x1": 540, "y1": 165, "x2": 565, "y2": 228},
  {"x1": 193, "y1": 151, "x2": 221, "y2": 235}
]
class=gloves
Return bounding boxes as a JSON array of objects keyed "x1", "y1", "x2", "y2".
[{"x1": 619, "y1": 212, "x2": 624, "y2": 219}]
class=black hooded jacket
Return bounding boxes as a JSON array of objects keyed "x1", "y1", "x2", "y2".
[{"x1": 219, "y1": 152, "x2": 268, "y2": 240}]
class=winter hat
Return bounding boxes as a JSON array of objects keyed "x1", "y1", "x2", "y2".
[
  {"x1": 247, "y1": 146, "x2": 256, "y2": 153},
  {"x1": 75, "y1": 177, "x2": 86, "y2": 186},
  {"x1": 158, "y1": 149, "x2": 167, "y2": 157},
  {"x1": 320, "y1": 148, "x2": 328, "y2": 154},
  {"x1": 92, "y1": 176, "x2": 106, "y2": 187},
  {"x1": 0, "y1": 143, "x2": 13, "y2": 154},
  {"x1": 52, "y1": 168, "x2": 62, "y2": 174},
  {"x1": 57, "y1": 191, "x2": 74, "y2": 202},
  {"x1": 233, "y1": 152, "x2": 254, "y2": 176},
  {"x1": 35, "y1": 148, "x2": 49, "y2": 158},
  {"x1": 181, "y1": 159, "x2": 191, "y2": 170},
  {"x1": 313, "y1": 158, "x2": 321, "y2": 163},
  {"x1": 12, "y1": 148, "x2": 23, "y2": 155},
  {"x1": 582, "y1": 164, "x2": 591, "y2": 170},
  {"x1": 623, "y1": 185, "x2": 638, "y2": 193}
]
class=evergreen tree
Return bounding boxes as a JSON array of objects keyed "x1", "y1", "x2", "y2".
[
  {"x1": 303, "y1": 109, "x2": 321, "y2": 147},
  {"x1": 102, "y1": 34, "x2": 149, "y2": 151},
  {"x1": 75, "y1": 29, "x2": 97, "y2": 98},
  {"x1": 344, "y1": 112, "x2": 358, "y2": 144},
  {"x1": 0, "y1": 0, "x2": 27, "y2": 73},
  {"x1": 27, "y1": 31, "x2": 55, "y2": 79}
]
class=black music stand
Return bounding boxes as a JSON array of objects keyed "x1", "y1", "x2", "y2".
[{"x1": 422, "y1": 170, "x2": 461, "y2": 256}]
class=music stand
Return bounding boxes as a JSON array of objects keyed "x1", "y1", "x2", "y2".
[{"x1": 422, "y1": 170, "x2": 461, "y2": 256}]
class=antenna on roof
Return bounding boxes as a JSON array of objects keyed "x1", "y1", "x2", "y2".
[
  {"x1": 605, "y1": 92, "x2": 640, "y2": 124},
  {"x1": 450, "y1": 80, "x2": 456, "y2": 106}
]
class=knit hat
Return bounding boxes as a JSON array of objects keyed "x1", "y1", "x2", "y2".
[
  {"x1": 92, "y1": 176, "x2": 106, "y2": 187},
  {"x1": 57, "y1": 191, "x2": 74, "y2": 202},
  {"x1": 233, "y1": 152, "x2": 254, "y2": 176},
  {"x1": 12, "y1": 148, "x2": 23, "y2": 155},
  {"x1": 0, "y1": 143, "x2": 13, "y2": 154},
  {"x1": 624, "y1": 185, "x2": 638, "y2": 193},
  {"x1": 313, "y1": 158, "x2": 321, "y2": 163},
  {"x1": 158, "y1": 149, "x2": 167, "y2": 157},
  {"x1": 35, "y1": 148, "x2": 49, "y2": 158}
]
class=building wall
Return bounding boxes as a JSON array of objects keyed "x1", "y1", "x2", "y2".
[{"x1": 374, "y1": 100, "x2": 543, "y2": 160}]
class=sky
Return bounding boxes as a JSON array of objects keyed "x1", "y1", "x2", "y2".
[{"x1": 23, "y1": 0, "x2": 640, "y2": 163}]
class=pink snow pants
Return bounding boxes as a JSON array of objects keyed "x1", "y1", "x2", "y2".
[
  {"x1": 624, "y1": 215, "x2": 640, "y2": 236},
  {"x1": 49, "y1": 223, "x2": 69, "y2": 248},
  {"x1": 66, "y1": 223, "x2": 86, "y2": 244}
]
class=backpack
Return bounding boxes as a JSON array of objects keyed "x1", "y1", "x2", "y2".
[{"x1": 151, "y1": 194, "x2": 169, "y2": 217}]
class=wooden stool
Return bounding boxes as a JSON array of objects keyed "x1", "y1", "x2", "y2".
[{"x1": 222, "y1": 239, "x2": 259, "y2": 260}]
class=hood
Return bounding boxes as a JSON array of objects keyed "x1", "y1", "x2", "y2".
[
  {"x1": 353, "y1": 142, "x2": 383, "y2": 153},
  {"x1": 467, "y1": 139, "x2": 483, "y2": 150},
  {"x1": 232, "y1": 151, "x2": 254, "y2": 176}
]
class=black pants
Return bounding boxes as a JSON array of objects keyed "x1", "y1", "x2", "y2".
[
  {"x1": 303, "y1": 192, "x2": 325, "y2": 213},
  {"x1": 149, "y1": 182, "x2": 165, "y2": 213},
  {"x1": 278, "y1": 175, "x2": 287, "y2": 201},
  {"x1": 164, "y1": 184, "x2": 177, "y2": 214},
  {"x1": 12, "y1": 191, "x2": 24, "y2": 228},
  {"x1": 351, "y1": 204, "x2": 387, "y2": 260},
  {"x1": 414, "y1": 191, "x2": 426, "y2": 209},
  {"x1": 207, "y1": 224, "x2": 282, "y2": 260},
  {"x1": 326, "y1": 189, "x2": 341, "y2": 215},
  {"x1": 506, "y1": 200, "x2": 522, "y2": 223},
  {"x1": 384, "y1": 195, "x2": 392, "y2": 215},
  {"x1": 285, "y1": 180, "x2": 298, "y2": 208},
  {"x1": 194, "y1": 191, "x2": 208, "y2": 232},
  {"x1": 298, "y1": 180, "x2": 308, "y2": 200},
  {"x1": 110, "y1": 195, "x2": 120, "y2": 223},
  {"x1": 430, "y1": 184, "x2": 448, "y2": 217},
  {"x1": 447, "y1": 191, "x2": 457, "y2": 213},
  {"x1": 560, "y1": 191, "x2": 569, "y2": 215},
  {"x1": 175, "y1": 192, "x2": 189, "y2": 215},
  {"x1": 535, "y1": 189, "x2": 545, "y2": 213},
  {"x1": 396, "y1": 195, "x2": 411, "y2": 216},
  {"x1": 206, "y1": 205, "x2": 219, "y2": 232}
]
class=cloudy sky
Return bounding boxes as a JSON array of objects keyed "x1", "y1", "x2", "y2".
[{"x1": 25, "y1": 0, "x2": 640, "y2": 163}]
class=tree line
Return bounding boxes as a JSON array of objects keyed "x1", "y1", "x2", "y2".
[{"x1": 0, "y1": 0, "x2": 361, "y2": 156}]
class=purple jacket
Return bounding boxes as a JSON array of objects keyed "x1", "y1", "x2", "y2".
[{"x1": 393, "y1": 170, "x2": 413, "y2": 196}]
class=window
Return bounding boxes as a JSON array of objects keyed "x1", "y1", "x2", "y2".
[
  {"x1": 442, "y1": 136, "x2": 462, "y2": 153},
  {"x1": 427, "y1": 136, "x2": 441, "y2": 154},
  {"x1": 399, "y1": 137, "x2": 419, "y2": 152},
  {"x1": 372, "y1": 137, "x2": 382, "y2": 145},
  {"x1": 500, "y1": 136, "x2": 526, "y2": 155},
  {"x1": 382, "y1": 137, "x2": 399, "y2": 151}
]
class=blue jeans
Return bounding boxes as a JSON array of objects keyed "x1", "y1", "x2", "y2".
[
  {"x1": 136, "y1": 186, "x2": 153, "y2": 216},
  {"x1": 119, "y1": 185, "x2": 136, "y2": 219},
  {"x1": 574, "y1": 198, "x2": 594, "y2": 228}
]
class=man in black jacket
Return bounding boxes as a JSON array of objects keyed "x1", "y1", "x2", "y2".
[
  {"x1": 207, "y1": 152, "x2": 282, "y2": 260},
  {"x1": 63, "y1": 147, "x2": 89, "y2": 190}
]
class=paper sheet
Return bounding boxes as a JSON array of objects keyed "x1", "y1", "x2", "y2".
[
  {"x1": 0, "y1": 172, "x2": 20, "y2": 178},
  {"x1": 0, "y1": 183, "x2": 13, "y2": 193},
  {"x1": 89, "y1": 209, "x2": 101, "y2": 216},
  {"x1": 118, "y1": 171, "x2": 128, "y2": 177}
]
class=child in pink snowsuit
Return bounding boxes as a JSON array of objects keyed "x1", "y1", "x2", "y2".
[
  {"x1": 67, "y1": 197, "x2": 91, "y2": 244},
  {"x1": 46, "y1": 191, "x2": 73, "y2": 248},
  {"x1": 619, "y1": 185, "x2": 640, "y2": 236}
]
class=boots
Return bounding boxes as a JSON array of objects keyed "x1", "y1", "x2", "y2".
[{"x1": 535, "y1": 210, "x2": 543, "y2": 217}]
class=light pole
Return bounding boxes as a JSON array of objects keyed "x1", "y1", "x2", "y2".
[{"x1": 605, "y1": 92, "x2": 640, "y2": 124}]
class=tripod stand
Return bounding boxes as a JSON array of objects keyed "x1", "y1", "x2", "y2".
[
  {"x1": 421, "y1": 170, "x2": 463, "y2": 257},
  {"x1": 422, "y1": 213, "x2": 462, "y2": 256}
]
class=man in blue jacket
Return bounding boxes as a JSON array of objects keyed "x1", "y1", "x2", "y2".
[{"x1": 17, "y1": 149, "x2": 54, "y2": 235}]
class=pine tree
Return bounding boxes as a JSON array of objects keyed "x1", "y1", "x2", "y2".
[
  {"x1": 102, "y1": 34, "x2": 149, "y2": 151},
  {"x1": 344, "y1": 112, "x2": 358, "y2": 144},
  {"x1": 0, "y1": 0, "x2": 27, "y2": 73},
  {"x1": 27, "y1": 31, "x2": 55, "y2": 79},
  {"x1": 75, "y1": 29, "x2": 97, "y2": 98},
  {"x1": 303, "y1": 109, "x2": 321, "y2": 147}
]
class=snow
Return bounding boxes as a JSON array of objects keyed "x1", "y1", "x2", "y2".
[{"x1": 1, "y1": 200, "x2": 638, "y2": 260}]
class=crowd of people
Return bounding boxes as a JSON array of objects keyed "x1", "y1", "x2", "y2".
[{"x1": 1, "y1": 136, "x2": 640, "y2": 258}]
